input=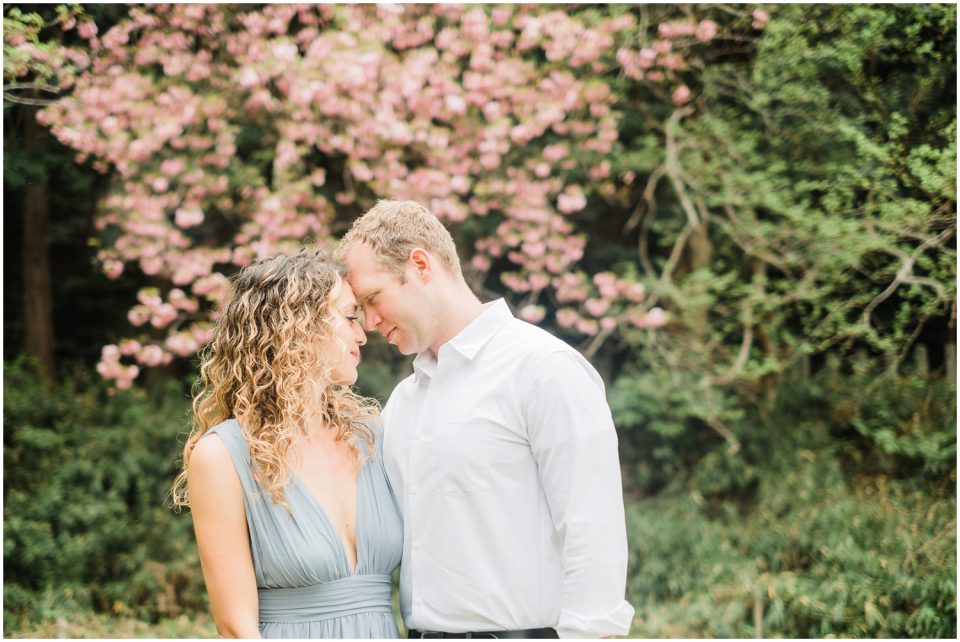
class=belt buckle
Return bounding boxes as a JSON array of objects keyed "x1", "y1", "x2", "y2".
[{"x1": 417, "y1": 631, "x2": 498, "y2": 639}]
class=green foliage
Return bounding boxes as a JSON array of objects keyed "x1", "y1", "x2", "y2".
[
  {"x1": 833, "y1": 374, "x2": 957, "y2": 480},
  {"x1": 605, "y1": 2, "x2": 956, "y2": 467},
  {"x1": 2, "y1": 358, "x2": 206, "y2": 634},
  {"x1": 625, "y1": 367, "x2": 956, "y2": 638},
  {"x1": 611, "y1": 358, "x2": 743, "y2": 494},
  {"x1": 614, "y1": 336, "x2": 956, "y2": 488},
  {"x1": 3, "y1": 4, "x2": 81, "y2": 87},
  {"x1": 627, "y1": 471, "x2": 956, "y2": 638},
  {"x1": 692, "y1": 2, "x2": 956, "y2": 354}
]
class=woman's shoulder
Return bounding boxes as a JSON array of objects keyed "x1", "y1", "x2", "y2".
[
  {"x1": 189, "y1": 425, "x2": 238, "y2": 478},
  {"x1": 186, "y1": 424, "x2": 247, "y2": 517},
  {"x1": 194, "y1": 419, "x2": 249, "y2": 471}
]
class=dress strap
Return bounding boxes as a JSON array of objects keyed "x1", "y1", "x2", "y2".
[
  {"x1": 258, "y1": 574, "x2": 393, "y2": 623},
  {"x1": 206, "y1": 419, "x2": 261, "y2": 497}
]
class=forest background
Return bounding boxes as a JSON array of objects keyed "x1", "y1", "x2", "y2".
[{"x1": 3, "y1": 3, "x2": 956, "y2": 638}]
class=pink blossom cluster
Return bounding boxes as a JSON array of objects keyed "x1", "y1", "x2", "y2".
[
  {"x1": 551, "y1": 271, "x2": 666, "y2": 337},
  {"x1": 32, "y1": 5, "x2": 762, "y2": 384},
  {"x1": 117, "y1": 339, "x2": 174, "y2": 368},
  {"x1": 96, "y1": 344, "x2": 139, "y2": 390},
  {"x1": 752, "y1": 10, "x2": 770, "y2": 30},
  {"x1": 612, "y1": 14, "x2": 725, "y2": 102},
  {"x1": 657, "y1": 20, "x2": 719, "y2": 43}
]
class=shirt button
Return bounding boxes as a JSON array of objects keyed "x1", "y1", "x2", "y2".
[
  {"x1": 414, "y1": 432, "x2": 423, "y2": 440},
  {"x1": 410, "y1": 485, "x2": 418, "y2": 495},
  {"x1": 413, "y1": 540, "x2": 421, "y2": 551},
  {"x1": 414, "y1": 596, "x2": 423, "y2": 606}
]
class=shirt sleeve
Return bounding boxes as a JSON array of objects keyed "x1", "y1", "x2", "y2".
[{"x1": 524, "y1": 350, "x2": 635, "y2": 638}]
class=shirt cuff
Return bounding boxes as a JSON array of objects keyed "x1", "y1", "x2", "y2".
[{"x1": 556, "y1": 601, "x2": 635, "y2": 638}]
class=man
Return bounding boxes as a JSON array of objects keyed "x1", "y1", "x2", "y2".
[{"x1": 338, "y1": 200, "x2": 634, "y2": 639}]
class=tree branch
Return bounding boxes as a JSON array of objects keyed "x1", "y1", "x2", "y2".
[
  {"x1": 861, "y1": 226, "x2": 955, "y2": 327},
  {"x1": 627, "y1": 164, "x2": 665, "y2": 280},
  {"x1": 3, "y1": 81, "x2": 63, "y2": 105},
  {"x1": 583, "y1": 324, "x2": 616, "y2": 360},
  {"x1": 4, "y1": 81, "x2": 63, "y2": 95},
  {"x1": 624, "y1": 163, "x2": 665, "y2": 233},
  {"x1": 703, "y1": 384, "x2": 741, "y2": 453},
  {"x1": 713, "y1": 296, "x2": 754, "y2": 385},
  {"x1": 664, "y1": 107, "x2": 701, "y2": 231},
  {"x1": 865, "y1": 311, "x2": 931, "y2": 393},
  {"x1": 2, "y1": 93, "x2": 57, "y2": 106},
  {"x1": 660, "y1": 221, "x2": 693, "y2": 284},
  {"x1": 714, "y1": 207, "x2": 797, "y2": 278}
]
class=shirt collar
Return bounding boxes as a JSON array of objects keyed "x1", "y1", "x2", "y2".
[{"x1": 412, "y1": 299, "x2": 513, "y2": 381}]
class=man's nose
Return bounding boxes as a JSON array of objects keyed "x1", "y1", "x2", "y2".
[{"x1": 362, "y1": 310, "x2": 379, "y2": 333}]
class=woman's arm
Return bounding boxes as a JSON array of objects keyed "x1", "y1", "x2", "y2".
[{"x1": 188, "y1": 434, "x2": 262, "y2": 638}]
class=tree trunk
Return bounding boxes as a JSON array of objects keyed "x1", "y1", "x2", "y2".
[
  {"x1": 684, "y1": 222, "x2": 714, "y2": 335},
  {"x1": 686, "y1": 223, "x2": 713, "y2": 272},
  {"x1": 22, "y1": 107, "x2": 56, "y2": 377}
]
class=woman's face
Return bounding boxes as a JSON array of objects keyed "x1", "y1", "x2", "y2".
[{"x1": 325, "y1": 283, "x2": 367, "y2": 386}]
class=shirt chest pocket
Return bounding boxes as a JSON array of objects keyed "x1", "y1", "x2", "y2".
[{"x1": 432, "y1": 420, "x2": 529, "y2": 497}]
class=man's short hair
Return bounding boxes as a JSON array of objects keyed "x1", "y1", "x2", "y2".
[{"x1": 338, "y1": 199, "x2": 462, "y2": 279}]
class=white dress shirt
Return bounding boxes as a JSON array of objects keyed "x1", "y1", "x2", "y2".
[{"x1": 382, "y1": 299, "x2": 634, "y2": 638}]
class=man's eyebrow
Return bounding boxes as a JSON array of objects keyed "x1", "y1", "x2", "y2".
[{"x1": 356, "y1": 289, "x2": 379, "y2": 304}]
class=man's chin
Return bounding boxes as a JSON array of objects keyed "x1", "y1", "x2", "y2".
[
  {"x1": 388, "y1": 331, "x2": 424, "y2": 355},
  {"x1": 393, "y1": 338, "x2": 422, "y2": 356}
]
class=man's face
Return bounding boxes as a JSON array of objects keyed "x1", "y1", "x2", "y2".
[{"x1": 343, "y1": 242, "x2": 433, "y2": 356}]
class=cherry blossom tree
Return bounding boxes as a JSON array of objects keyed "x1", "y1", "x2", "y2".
[
  {"x1": 38, "y1": 3, "x2": 718, "y2": 387},
  {"x1": 39, "y1": 3, "x2": 948, "y2": 425}
]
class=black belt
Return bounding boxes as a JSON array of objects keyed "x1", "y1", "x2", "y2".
[{"x1": 408, "y1": 628, "x2": 558, "y2": 639}]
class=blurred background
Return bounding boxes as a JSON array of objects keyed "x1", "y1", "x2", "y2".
[{"x1": 3, "y1": 3, "x2": 956, "y2": 638}]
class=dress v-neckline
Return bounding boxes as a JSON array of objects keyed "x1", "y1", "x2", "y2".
[{"x1": 293, "y1": 462, "x2": 365, "y2": 576}]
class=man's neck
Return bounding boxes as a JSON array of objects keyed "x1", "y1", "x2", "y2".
[{"x1": 428, "y1": 285, "x2": 485, "y2": 357}]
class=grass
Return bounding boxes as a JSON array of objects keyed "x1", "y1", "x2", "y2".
[{"x1": 5, "y1": 612, "x2": 217, "y2": 638}]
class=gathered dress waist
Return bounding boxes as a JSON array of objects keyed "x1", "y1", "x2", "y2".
[{"x1": 258, "y1": 574, "x2": 394, "y2": 623}]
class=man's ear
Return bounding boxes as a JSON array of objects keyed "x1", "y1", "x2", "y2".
[{"x1": 409, "y1": 248, "x2": 432, "y2": 282}]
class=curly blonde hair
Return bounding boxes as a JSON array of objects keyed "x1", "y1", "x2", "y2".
[{"x1": 171, "y1": 248, "x2": 378, "y2": 509}]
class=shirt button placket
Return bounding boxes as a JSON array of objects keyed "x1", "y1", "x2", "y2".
[
  {"x1": 413, "y1": 376, "x2": 440, "y2": 621},
  {"x1": 408, "y1": 381, "x2": 435, "y2": 622}
]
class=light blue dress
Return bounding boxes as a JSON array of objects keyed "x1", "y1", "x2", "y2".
[{"x1": 207, "y1": 419, "x2": 403, "y2": 638}]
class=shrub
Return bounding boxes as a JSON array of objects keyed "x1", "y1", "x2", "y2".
[
  {"x1": 623, "y1": 366, "x2": 956, "y2": 638},
  {"x1": 2, "y1": 357, "x2": 206, "y2": 634},
  {"x1": 627, "y1": 460, "x2": 956, "y2": 638}
]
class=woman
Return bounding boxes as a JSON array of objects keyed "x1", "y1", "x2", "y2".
[{"x1": 171, "y1": 249, "x2": 402, "y2": 638}]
